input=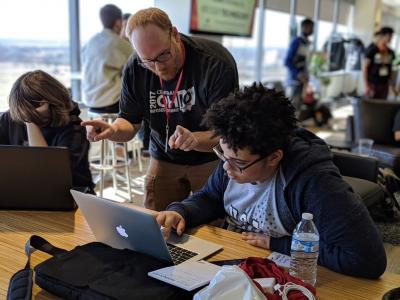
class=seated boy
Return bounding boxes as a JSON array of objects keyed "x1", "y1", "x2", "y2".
[{"x1": 157, "y1": 83, "x2": 386, "y2": 279}]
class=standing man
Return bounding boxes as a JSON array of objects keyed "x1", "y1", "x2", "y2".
[
  {"x1": 82, "y1": 4, "x2": 133, "y2": 113},
  {"x1": 82, "y1": 8, "x2": 239, "y2": 210},
  {"x1": 284, "y1": 18, "x2": 314, "y2": 111},
  {"x1": 363, "y1": 27, "x2": 397, "y2": 99}
]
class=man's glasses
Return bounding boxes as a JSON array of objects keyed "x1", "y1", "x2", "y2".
[
  {"x1": 213, "y1": 144, "x2": 266, "y2": 174},
  {"x1": 137, "y1": 34, "x2": 172, "y2": 69}
]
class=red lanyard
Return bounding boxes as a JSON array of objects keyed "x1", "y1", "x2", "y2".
[
  {"x1": 158, "y1": 69, "x2": 183, "y2": 125},
  {"x1": 158, "y1": 41, "x2": 186, "y2": 126}
]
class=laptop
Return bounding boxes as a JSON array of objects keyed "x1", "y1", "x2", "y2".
[
  {"x1": 0, "y1": 145, "x2": 75, "y2": 210},
  {"x1": 71, "y1": 190, "x2": 222, "y2": 265}
]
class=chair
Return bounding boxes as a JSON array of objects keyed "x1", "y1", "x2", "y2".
[
  {"x1": 332, "y1": 150, "x2": 385, "y2": 208},
  {"x1": 87, "y1": 111, "x2": 132, "y2": 201},
  {"x1": 352, "y1": 98, "x2": 400, "y2": 174}
]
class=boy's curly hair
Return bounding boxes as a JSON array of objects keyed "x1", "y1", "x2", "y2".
[{"x1": 203, "y1": 82, "x2": 297, "y2": 156}]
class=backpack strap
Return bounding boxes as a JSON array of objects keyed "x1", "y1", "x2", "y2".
[{"x1": 7, "y1": 235, "x2": 68, "y2": 300}]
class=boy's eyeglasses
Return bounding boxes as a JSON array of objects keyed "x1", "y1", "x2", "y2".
[{"x1": 212, "y1": 144, "x2": 266, "y2": 174}]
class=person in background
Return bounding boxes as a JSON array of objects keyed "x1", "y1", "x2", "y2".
[
  {"x1": 363, "y1": 27, "x2": 397, "y2": 99},
  {"x1": 284, "y1": 18, "x2": 314, "y2": 112},
  {"x1": 120, "y1": 13, "x2": 131, "y2": 41},
  {"x1": 82, "y1": 7, "x2": 239, "y2": 211},
  {"x1": 157, "y1": 83, "x2": 387, "y2": 279},
  {"x1": 82, "y1": 4, "x2": 133, "y2": 113},
  {"x1": 0, "y1": 70, "x2": 94, "y2": 192}
]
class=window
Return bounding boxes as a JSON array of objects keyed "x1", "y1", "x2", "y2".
[
  {"x1": 0, "y1": 0, "x2": 70, "y2": 110},
  {"x1": 262, "y1": 11, "x2": 303, "y2": 83},
  {"x1": 222, "y1": 8, "x2": 259, "y2": 86},
  {"x1": 80, "y1": 0, "x2": 154, "y2": 44},
  {"x1": 0, "y1": 0, "x2": 154, "y2": 110}
]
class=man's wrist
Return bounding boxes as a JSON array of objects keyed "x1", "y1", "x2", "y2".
[
  {"x1": 192, "y1": 131, "x2": 218, "y2": 152},
  {"x1": 109, "y1": 124, "x2": 118, "y2": 137}
]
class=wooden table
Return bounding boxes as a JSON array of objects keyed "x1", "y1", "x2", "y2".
[{"x1": 0, "y1": 210, "x2": 399, "y2": 299}]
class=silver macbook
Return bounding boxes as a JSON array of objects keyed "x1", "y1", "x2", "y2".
[{"x1": 71, "y1": 190, "x2": 222, "y2": 265}]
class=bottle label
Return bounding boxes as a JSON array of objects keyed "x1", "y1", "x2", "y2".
[{"x1": 291, "y1": 238, "x2": 319, "y2": 253}]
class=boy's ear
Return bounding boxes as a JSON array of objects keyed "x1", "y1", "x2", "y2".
[{"x1": 267, "y1": 149, "x2": 283, "y2": 166}]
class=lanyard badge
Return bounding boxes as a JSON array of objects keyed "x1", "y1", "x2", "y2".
[
  {"x1": 158, "y1": 41, "x2": 185, "y2": 153},
  {"x1": 159, "y1": 69, "x2": 183, "y2": 153}
]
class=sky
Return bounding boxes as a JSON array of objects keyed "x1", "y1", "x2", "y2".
[
  {"x1": 0, "y1": 0, "x2": 351, "y2": 51},
  {"x1": 0, "y1": 0, "x2": 154, "y2": 43}
]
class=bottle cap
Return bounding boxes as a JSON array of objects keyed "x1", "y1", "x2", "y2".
[{"x1": 302, "y1": 212, "x2": 313, "y2": 220}]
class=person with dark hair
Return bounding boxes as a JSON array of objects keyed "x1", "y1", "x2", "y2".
[
  {"x1": 82, "y1": 8, "x2": 239, "y2": 211},
  {"x1": 0, "y1": 70, "x2": 94, "y2": 192},
  {"x1": 82, "y1": 4, "x2": 133, "y2": 113},
  {"x1": 363, "y1": 26, "x2": 397, "y2": 99},
  {"x1": 284, "y1": 18, "x2": 314, "y2": 111},
  {"x1": 157, "y1": 83, "x2": 387, "y2": 279}
]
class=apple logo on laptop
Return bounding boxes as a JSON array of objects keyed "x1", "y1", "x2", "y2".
[{"x1": 116, "y1": 225, "x2": 128, "y2": 238}]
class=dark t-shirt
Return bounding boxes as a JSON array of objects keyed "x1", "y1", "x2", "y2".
[
  {"x1": 119, "y1": 34, "x2": 239, "y2": 165},
  {"x1": 365, "y1": 43, "x2": 395, "y2": 85},
  {"x1": 0, "y1": 104, "x2": 94, "y2": 189}
]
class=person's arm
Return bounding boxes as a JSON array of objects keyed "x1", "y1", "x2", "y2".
[
  {"x1": 192, "y1": 130, "x2": 219, "y2": 152},
  {"x1": 0, "y1": 112, "x2": 11, "y2": 144},
  {"x1": 363, "y1": 46, "x2": 375, "y2": 97},
  {"x1": 25, "y1": 122, "x2": 48, "y2": 147},
  {"x1": 389, "y1": 51, "x2": 398, "y2": 96},
  {"x1": 284, "y1": 38, "x2": 300, "y2": 76},
  {"x1": 82, "y1": 117, "x2": 140, "y2": 143},
  {"x1": 165, "y1": 162, "x2": 227, "y2": 228},
  {"x1": 270, "y1": 170, "x2": 387, "y2": 279},
  {"x1": 362, "y1": 58, "x2": 372, "y2": 95},
  {"x1": 168, "y1": 125, "x2": 219, "y2": 152},
  {"x1": 395, "y1": 131, "x2": 400, "y2": 141}
]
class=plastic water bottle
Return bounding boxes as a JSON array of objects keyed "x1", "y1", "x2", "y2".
[{"x1": 289, "y1": 212, "x2": 319, "y2": 286}]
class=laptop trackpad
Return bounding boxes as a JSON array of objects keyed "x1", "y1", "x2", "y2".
[
  {"x1": 167, "y1": 231, "x2": 190, "y2": 244},
  {"x1": 167, "y1": 231, "x2": 222, "y2": 260}
]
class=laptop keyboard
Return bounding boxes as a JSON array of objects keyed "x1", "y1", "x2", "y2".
[{"x1": 167, "y1": 243, "x2": 198, "y2": 265}]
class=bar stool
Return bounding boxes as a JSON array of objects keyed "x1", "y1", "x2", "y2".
[
  {"x1": 87, "y1": 111, "x2": 132, "y2": 202},
  {"x1": 129, "y1": 136, "x2": 143, "y2": 173}
]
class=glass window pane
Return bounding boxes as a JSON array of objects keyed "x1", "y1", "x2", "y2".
[
  {"x1": 0, "y1": 0, "x2": 69, "y2": 110},
  {"x1": 80, "y1": 0, "x2": 154, "y2": 43},
  {"x1": 222, "y1": 7, "x2": 259, "y2": 86}
]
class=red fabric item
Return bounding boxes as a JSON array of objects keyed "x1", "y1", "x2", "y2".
[{"x1": 239, "y1": 257, "x2": 316, "y2": 300}]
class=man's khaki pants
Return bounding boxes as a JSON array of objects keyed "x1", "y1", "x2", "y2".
[{"x1": 144, "y1": 158, "x2": 219, "y2": 211}]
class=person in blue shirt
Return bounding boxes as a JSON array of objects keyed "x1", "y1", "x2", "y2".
[
  {"x1": 157, "y1": 83, "x2": 387, "y2": 279},
  {"x1": 284, "y1": 18, "x2": 314, "y2": 111}
]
